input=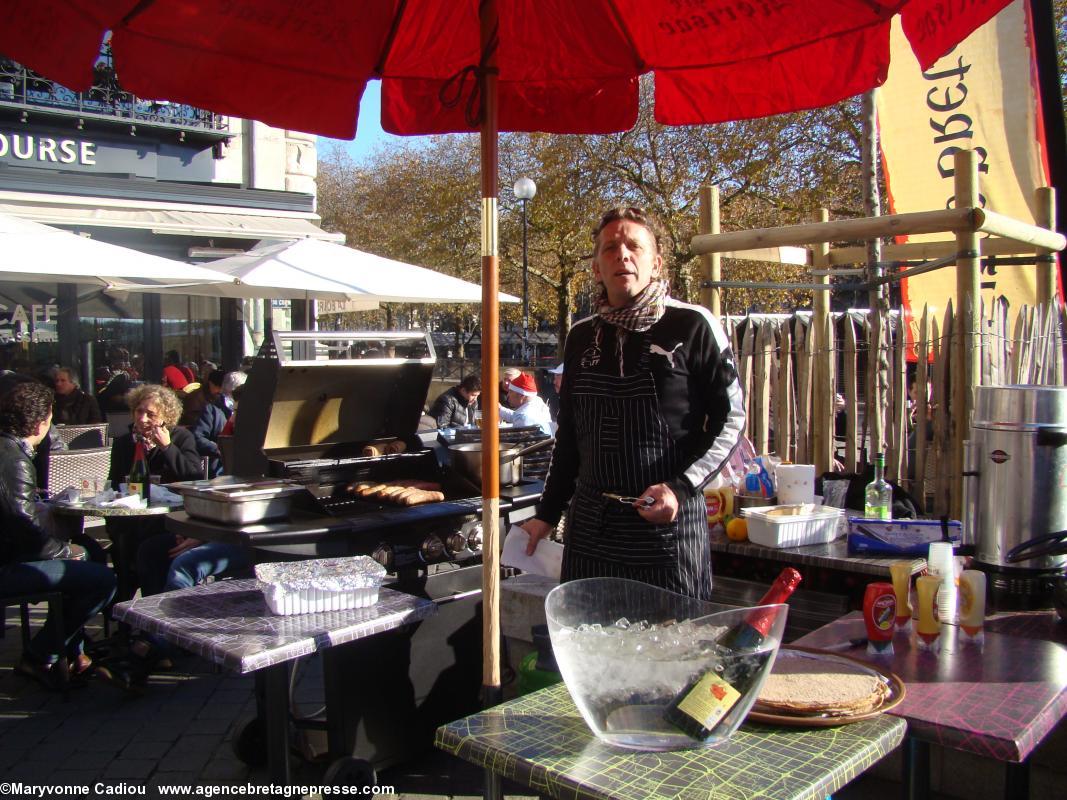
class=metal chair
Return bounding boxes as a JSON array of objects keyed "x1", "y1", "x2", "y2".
[
  {"x1": 42, "y1": 446, "x2": 113, "y2": 498},
  {"x1": 53, "y1": 423, "x2": 110, "y2": 450},
  {"x1": 0, "y1": 592, "x2": 69, "y2": 699}
]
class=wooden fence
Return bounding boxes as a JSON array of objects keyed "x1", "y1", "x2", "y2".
[{"x1": 728, "y1": 301, "x2": 1067, "y2": 516}]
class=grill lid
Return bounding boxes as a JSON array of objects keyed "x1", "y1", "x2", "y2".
[{"x1": 232, "y1": 331, "x2": 435, "y2": 475}]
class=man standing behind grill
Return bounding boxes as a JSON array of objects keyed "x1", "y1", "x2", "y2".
[{"x1": 520, "y1": 207, "x2": 745, "y2": 601}]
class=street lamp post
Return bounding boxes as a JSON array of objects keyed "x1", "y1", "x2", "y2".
[{"x1": 513, "y1": 177, "x2": 536, "y2": 366}]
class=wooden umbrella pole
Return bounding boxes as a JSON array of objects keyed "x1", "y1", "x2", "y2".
[{"x1": 479, "y1": 0, "x2": 503, "y2": 712}]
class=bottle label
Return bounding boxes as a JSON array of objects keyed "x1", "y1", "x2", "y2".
[
  {"x1": 674, "y1": 672, "x2": 741, "y2": 728},
  {"x1": 128, "y1": 481, "x2": 144, "y2": 498},
  {"x1": 864, "y1": 504, "x2": 891, "y2": 520}
]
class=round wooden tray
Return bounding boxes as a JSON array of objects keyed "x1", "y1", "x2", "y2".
[{"x1": 746, "y1": 645, "x2": 906, "y2": 728}]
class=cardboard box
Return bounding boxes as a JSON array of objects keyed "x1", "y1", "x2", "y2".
[{"x1": 847, "y1": 518, "x2": 961, "y2": 556}]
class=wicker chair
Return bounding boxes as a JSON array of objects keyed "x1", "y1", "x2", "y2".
[
  {"x1": 54, "y1": 423, "x2": 110, "y2": 450},
  {"x1": 43, "y1": 446, "x2": 113, "y2": 498}
]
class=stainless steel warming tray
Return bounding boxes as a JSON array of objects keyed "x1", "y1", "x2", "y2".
[{"x1": 171, "y1": 477, "x2": 306, "y2": 525}]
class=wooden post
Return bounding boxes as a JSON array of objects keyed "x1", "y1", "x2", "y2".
[
  {"x1": 753, "y1": 321, "x2": 772, "y2": 454},
  {"x1": 915, "y1": 306, "x2": 931, "y2": 512},
  {"x1": 776, "y1": 322, "x2": 794, "y2": 460},
  {"x1": 843, "y1": 317, "x2": 859, "y2": 472},
  {"x1": 952, "y1": 150, "x2": 981, "y2": 520},
  {"x1": 699, "y1": 185, "x2": 722, "y2": 318},
  {"x1": 1036, "y1": 187, "x2": 1058, "y2": 307},
  {"x1": 795, "y1": 318, "x2": 814, "y2": 464},
  {"x1": 811, "y1": 209, "x2": 832, "y2": 473}
]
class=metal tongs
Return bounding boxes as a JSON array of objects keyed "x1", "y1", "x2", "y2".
[{"x1": 603, "y1": 492, "x2": 655, "y2": 507}]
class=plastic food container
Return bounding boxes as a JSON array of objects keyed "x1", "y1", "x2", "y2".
[
  {"x1": 255, "y1": 556, "x2": 386, "y2": 615},
  {"x1": 740, "y1": 504, "x2": 845, "y2": 548}
]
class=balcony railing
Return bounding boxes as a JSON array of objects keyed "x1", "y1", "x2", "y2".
[{"x1": 0, "y1": 45, "x2": 228, "y2": 134}]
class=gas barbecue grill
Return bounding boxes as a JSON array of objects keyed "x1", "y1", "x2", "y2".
[{"x1": 165, "y1": 330, "x2": 544, "y2": 771}]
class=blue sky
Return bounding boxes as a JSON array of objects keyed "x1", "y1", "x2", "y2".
[{"x1": 318, "y1": 81, "x2": 406, "y2": 163}]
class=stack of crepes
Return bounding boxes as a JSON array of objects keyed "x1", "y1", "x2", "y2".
[{"x1": 755, "y1": 654, "x2": 890, "y2": 717}]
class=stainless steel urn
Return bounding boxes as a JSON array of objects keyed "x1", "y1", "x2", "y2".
[{"x1": 963, "y1": 385, "x2": 1067, "y2": 606}]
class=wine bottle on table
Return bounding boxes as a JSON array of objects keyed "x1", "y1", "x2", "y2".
[
  {"x1": 864, "y1": 452, "x2": 892, "y2": 519},
  {"x1": 127, "y1": 437, "x2": 150, "y2": 501},
  {"x1": 664, "y1": 567, "x2": 802, "y2": 740}
]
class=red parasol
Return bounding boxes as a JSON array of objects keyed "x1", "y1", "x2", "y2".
[{"x1": 0, "y1": 0, "x2": 1012, "y2": 705}]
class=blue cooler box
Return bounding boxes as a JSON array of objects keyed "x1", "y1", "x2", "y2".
[{"x1": 847, "y1": 517, "x2": 962, "y2": 555}]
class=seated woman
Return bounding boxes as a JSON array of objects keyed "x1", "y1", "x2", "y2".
[
  {"x1": 109, "y1": 384, "x2": 251, "y2": 678},
  {"x1": 0, "y1": 381, "x2": 117, "y2": 690}
]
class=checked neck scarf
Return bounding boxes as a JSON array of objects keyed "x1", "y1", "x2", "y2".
[{"x1": 585, "y1": 279, "x2": 670, "y2": 375}]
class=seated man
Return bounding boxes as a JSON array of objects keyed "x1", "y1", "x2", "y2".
[
  {"x1": 497, "y1": 372, "x2": 554, "y2": 436},
  {"x1": 192, "y1": 370, "x2": 245, "y2": 476},
  {"x1": 0, "y1": 381, "x2": 116, "y2": 690},
  {"x1": 428, "y1": 374, "x2": 481, "y2": 428},
  {"x1": 52, "y1": 367, "x2": 104, "y2": 425}
]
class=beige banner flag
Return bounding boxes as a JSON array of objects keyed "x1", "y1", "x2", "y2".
[{"x1": 877, "y1": 0, "x2": 1050, "y2": 329}]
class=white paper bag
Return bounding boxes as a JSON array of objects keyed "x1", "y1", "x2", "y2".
[{"x1": 501, "y1": 525, "x2": 563, "y2": 580}]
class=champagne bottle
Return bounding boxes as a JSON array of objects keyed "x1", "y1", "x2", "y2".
[
  {"x1": 864, "y1": 452, "x2": 892, "y2": 519},
  {"x1": 127, "y1": 437, "x2": 150, "y2": 500},
  {"x1": 664, "y1": 567, "x2": 802, "y2": 740}
]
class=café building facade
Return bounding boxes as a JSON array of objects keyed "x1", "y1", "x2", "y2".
[{"x1": 0, "y1": 47, "x2": 341, "y2": 387}]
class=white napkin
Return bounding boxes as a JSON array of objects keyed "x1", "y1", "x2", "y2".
[
  {"x1": 100, "y1": 493, "x2": 148, "y2": 509},
  {"x1": 501, "y1": 524, "x2": 563, "y2": 579},
  {"x1": 150, "y1": 484, "x2": 183, "y2": 505}
]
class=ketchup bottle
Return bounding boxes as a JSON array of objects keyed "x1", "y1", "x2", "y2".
[{"x1": 863, "y1": 582, "x2": 896, "y2": 656}]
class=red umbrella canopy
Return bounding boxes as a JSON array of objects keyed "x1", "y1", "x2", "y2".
[{"x1": 4, "y1": 0, "x2": 1011, "y2": 140}]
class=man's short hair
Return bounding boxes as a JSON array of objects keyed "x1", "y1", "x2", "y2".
[
  {"x1": 207, "y1": 369, "x2": 226, "y2": 388},
  {"x1": 501, "y1": 367, "x2": 522, "y2": 385},
  {"x1": 56, "y1": 366, "x2": 79, "y2": 387},
  {"x1": 459, "y1": 375, "x2": 481, "y2": 393},
  {"x1": 592, "y1": 206, "x2": 664, "y2": 256},
  {"x1": 0, "y1": 380, "x2": 54, "y2": 437}
]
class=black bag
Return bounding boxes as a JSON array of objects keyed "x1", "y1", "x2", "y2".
[{"x1": 817, "y1": 466, "x2": 921, "y2": 518}]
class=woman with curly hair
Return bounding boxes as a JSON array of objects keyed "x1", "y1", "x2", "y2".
[
  {"x1": 0, "y1": 381, "x2": 116, "y2": 690},
  {"x1": 108, "y1": 384, "x2": 203, "y2": 485}
]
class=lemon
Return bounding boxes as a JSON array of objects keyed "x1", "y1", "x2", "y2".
[{"x1": 725, "y1": 515, "x2": 748, "y2": 542}]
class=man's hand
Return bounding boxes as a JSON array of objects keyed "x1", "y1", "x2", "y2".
[
  {"x1": 519, "y1": 518, "x2": 554, "y2": 556},
  {"x1": 168, "y1": 535, "x2": 202, "y2": 559},
  {"x1": 635, "y1": 483, "x2": 679, "y2": 524}
]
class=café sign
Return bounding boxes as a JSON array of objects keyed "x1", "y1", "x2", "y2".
[
  {"x1": 0, "y1": 133, "x2": 97, "y2": 165},
  {"x1": 0, "y1": 302, "x2": 59, "y2": 344}
]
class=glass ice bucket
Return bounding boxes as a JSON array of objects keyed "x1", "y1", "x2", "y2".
[{"x1": 545, "y1": 578, "x2": 787, "y2": 751}]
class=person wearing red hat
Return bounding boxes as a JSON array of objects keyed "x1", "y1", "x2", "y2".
[
  {"x1": 519, "y1": 207, "x2": 745, "y2": 602},
  {"x1": 498, "y1": 372, "x2": 554, "y2": 436}
]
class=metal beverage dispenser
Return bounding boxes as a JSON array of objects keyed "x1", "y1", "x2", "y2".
[{"x1": 963, "y1": 385, "x2": 1067, "y2": 610}]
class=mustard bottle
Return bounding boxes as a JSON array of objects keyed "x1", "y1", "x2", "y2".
[
  {"x1": 957, "y1": 570, "x2": 986, "y2": 646},
  {"x1": 889, "y1": 561, "x2": 914, "y2": 634},
  {"x1": 915, "y1": 575, "x2": 941, "y2": 651}
]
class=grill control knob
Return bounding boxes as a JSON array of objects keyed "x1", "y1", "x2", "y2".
[
  {"x1": 371, "y1": 544, "x2": 394, "y2": 571},
  {"x1": 419, "y1": 536, "x2": 445, "y2": 563},
  {"x1": 445, "y1": 532, "x2": 468, "y2": 554},
  {"x1": 466, "y1": 524, "x2": 483, "y2": 551}
]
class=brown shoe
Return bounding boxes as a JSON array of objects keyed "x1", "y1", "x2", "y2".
[{"x1": 15, "y1": 655, "x2": 83, "y2": 691}]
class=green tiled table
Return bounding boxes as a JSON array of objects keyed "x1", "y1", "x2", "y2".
[{"x1": 435, "y1": 682, "x2": 906, "y2": 800}]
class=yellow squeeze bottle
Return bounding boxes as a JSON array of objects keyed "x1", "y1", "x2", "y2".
[
  {"x1": 957, "y1": 570, "x2": 986, "y2": 645},
  {"x1": 915, "y1": 575, "x2": 941, "y2": 651},
  {"x1": 889, "y1": 561, "x2": 914, "y2": 634}
]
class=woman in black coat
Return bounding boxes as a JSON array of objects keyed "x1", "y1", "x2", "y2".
[{"x1": 108, "y1": 384, "x2": 203, "y2": 484}]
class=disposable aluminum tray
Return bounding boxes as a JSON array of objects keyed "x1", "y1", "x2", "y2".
[
  {"x1": 255, "y1": 556, "x2": 387, "y2": 615},
  {"x1": 177, "y1": 481, "x2": 304, "y2": 525}
]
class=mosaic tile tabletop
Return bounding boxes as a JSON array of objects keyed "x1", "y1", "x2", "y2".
[
  {"x1": 435, "y1": 682, "x2": 905, "y2": 800},
  {"x1": 709, "y1": 529, "x2": 925, "y2": 578},
  {"x1": 114, "y1": 578, "x2": 436, "y2": 674},
  {"x1": 796, "y1": 611, "x2": 1067, "y2": 762}
]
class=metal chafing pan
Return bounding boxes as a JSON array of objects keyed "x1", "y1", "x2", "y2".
[{"x1": 170, "y1": 477, "x2": 305, "y2": 525}]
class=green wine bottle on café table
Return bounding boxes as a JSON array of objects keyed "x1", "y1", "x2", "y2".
[{"x1": 127, "y1": 437, "x2": 150, "y2": 501}]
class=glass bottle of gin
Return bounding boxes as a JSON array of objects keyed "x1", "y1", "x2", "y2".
[{"x1": 864, "y1": 452, "x2": 892, "y2": 519}]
